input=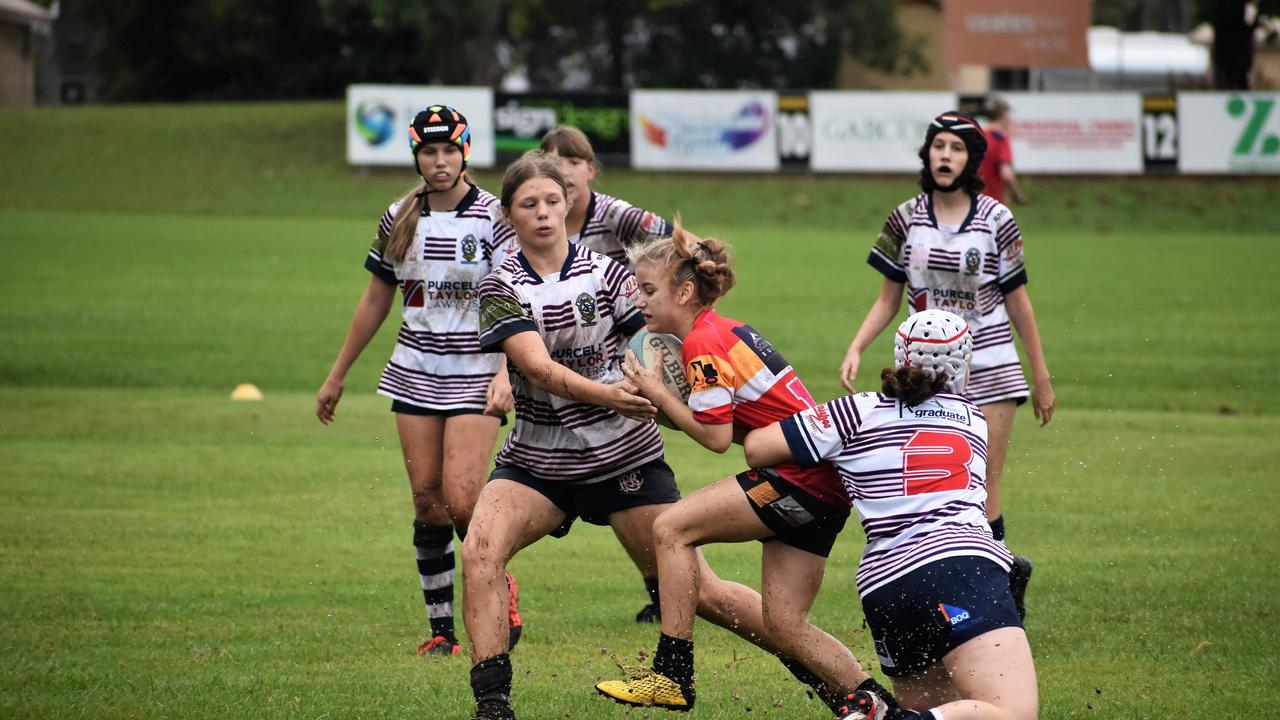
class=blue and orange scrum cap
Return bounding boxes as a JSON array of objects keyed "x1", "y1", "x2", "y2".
[{"x1": 408, "y1": 104, "x2": 472, "y2": 169}]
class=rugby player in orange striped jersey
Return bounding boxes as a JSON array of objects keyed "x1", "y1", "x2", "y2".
[{"x1": 594, "y1": 221, "x2": 897, "y2": 719}]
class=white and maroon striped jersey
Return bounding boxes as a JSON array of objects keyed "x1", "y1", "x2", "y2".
[
  {"x1": 365, "y1": 184, "x2": 518, "y2": 411},
  {"x1": 868, "y1": 193, "x2": 1030, "y2": 405},
  {"x1": 780, "y1": 392, "x2": 1012, "y2": 597},
  {"x1": 569, "y1": 191, "x2": 671, "y2": 268},
  {"x1": 478, "y1": 243, "x2": 663, "y2": 483}
]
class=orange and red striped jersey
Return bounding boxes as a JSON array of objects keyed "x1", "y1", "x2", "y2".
[{"x1": 683, "y1": 309, "x2": 847, "y2": 507}]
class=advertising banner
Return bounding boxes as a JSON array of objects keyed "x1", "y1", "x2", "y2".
[
  {"x1": 493, "y1": 92, "x2": 630, "y2": 162},
  {"x1": 1178, "y1": 92, "x2": 1280, "y2": 174},
  {"x1": 347, "y1": 85, "x2": 495, "y2": 167},
  {"x1": 631, "y1": 90, "x2": 779, "y2": 171},
  {"x1": 944, "y1": 0, "x2": 1090, "y2": 68},
  {"x1": 1001, "y1": 92, "x2": 1142, "y2": 173},
  {"x1": 809, "y1": 91, "x2": 955, "y2": 172}
]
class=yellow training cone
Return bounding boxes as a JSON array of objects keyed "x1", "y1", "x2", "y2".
[{"x1": 230, "y1": 383, "x2": 264, "y2": 401}]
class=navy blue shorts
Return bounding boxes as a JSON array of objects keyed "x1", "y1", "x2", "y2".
[
  {"x1": 391, "y1": 399, "x2": 507, "y2": 426},
  {"x1": 737, "y1": 468, "x2": 849, "y2": 558},
  {"x1": 490, "y1": 458, "x2": 680, "y2": 538},
  {"x1": 862, "y1": 555, "x2": 1023, "y2": 678}
]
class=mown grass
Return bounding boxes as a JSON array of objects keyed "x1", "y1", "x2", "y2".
[{"x1": 1, "y1": 101, "x2": 1278, "y2": 719}]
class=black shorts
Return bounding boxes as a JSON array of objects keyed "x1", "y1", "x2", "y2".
[
  {"x1": 391, "y1": 399, "x2": 508, "y2": 426},
  {"x1": 490, "y1": 458, "x2": 681, "y2": 538},
  {"x1": 737, "y1": 468, "x2": 849, "y2": 558},
  {"x1": 862, "y1": 555, "x2": 1023, "y2": 678}
]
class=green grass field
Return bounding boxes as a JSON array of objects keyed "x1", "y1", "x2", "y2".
[{"x1": 2, "y1": 102, "x2": 1279, "y2": 719}]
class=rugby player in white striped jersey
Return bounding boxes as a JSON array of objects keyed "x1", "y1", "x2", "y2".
[
  {"x1": 317, "y1": 105, "x2": 521, "y2": 659},
  {"x1": 540, "y1": 125, "x2": 672, "y2": 270},
  {"x1": 751, "y1": 310, "x2": 1038, "y2": 720},
  {"x1": 540, "y1": 124, "x2": 673, "y2": 623},
  {"x1": 463, "y1": 153, "x2": 879, "y2": 720},
  {"x1": 839, "y1": 111, "x2": 1053, "y2": 616}
]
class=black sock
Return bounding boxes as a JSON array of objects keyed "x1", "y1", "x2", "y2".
[
  {"x1": 778, "y1": 656, "x2": 842, "y2": 712},
  {"x1": 643, "y1": 576, "x2": 660, "y2": 608},
  {"x1": 653, "y1": 633, "x2": 694, "y2": 688},
  {"x1": 989, "y1": 514, "x2": 1006, "y2": 542},
  {"x1": 413, "y1": 521, "x2": 456, "y2": 641},
  {"x1": 855, "y1": 676, "x2": 900, "y2": 711},
  {"x1": 470, "y1": 653, "x2": 513, "y2": 704}
]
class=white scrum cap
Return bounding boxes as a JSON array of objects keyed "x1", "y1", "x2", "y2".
[{"x1": 893, "y1": 309, "x2": 973, "y2": 393}]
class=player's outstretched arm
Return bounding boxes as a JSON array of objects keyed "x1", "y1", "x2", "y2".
[
  {"x1": 742, "y1": 423, "x2": 794, "y2": 468},
  {"x1": 317, "y1": 277, "x2": 396, "y2": 424},
  {"x1": 502, "y1": 331, "x2": 656, "y2": 421},
  {"x1": 840, "y1": 278, "x2": 905, "y2": 393},
  {"x1": 623, "y1": 350, "x2": 733, "y2": 452},
  {"x1": 1004, "y1": 286, "x2": 1055, "y2": 426}
]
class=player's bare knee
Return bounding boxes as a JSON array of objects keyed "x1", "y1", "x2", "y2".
[
  {"x1": 460, "y1": 532, "x2": 501, "y2": 581},
  {"x1": 652, "y1": 509, "x2": 696, "y2": 550}
]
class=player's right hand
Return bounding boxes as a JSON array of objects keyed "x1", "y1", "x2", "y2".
[
  {"x1": 839, "y1": 348, "x2": 862, "y2": 393},
  {"x1": 316, "y1": 378, "x2": 344, "y2": 425}
]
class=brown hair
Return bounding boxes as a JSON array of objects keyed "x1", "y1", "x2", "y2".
[
  {"x1": 880, "y1": 366, "x2": 948, "y2": 407},
  {"x1": 626, "y1": 217, "x2": 736, "y2": 306},
  {"x1": 499, "y1": 150, "x2": 569, "y2": 212},
  {"x1": 383, "y1": 182, "x2": 430, "y2": 264},
  {"x1": 539, "y1": 125, "x2": 596, "y2": 164}
]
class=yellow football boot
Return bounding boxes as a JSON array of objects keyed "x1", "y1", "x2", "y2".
[{"x1": 595, "y1": 665, "x2": 695, "y2": 711}]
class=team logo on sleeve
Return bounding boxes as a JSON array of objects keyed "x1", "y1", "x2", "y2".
[
  {"x1": 574, "y1": 292, "x2": 598, "y2": 327},
  {"x1": 461, "y1": 234, "x2": 478, "y2": 263},
  {"x1": 802, "y1": 404, "x2": 832, "y2": 433},
  {"x1": 1004, "y1": 238, "x2": 1023, "y2": 263},
  {"x1": 688, "y1": 358, "x2": 720, "y2": 389},
  {"x1": 621, "y1": 275, "x2": 639, "y2": 302},
  {"x1": 874, "y1": 224, "x2": 903, "y2": 257},
  {"x1": 964, "y1": 247, "x2": 981, "y2": 275}
]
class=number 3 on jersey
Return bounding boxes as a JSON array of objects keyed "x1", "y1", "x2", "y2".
[{"x1": 901, "y1": 429, "x2": 974, "y2": 495}]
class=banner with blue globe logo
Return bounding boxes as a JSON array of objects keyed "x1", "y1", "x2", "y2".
[
  {"x1": 347, "y1": 85, "x2": 495, "y2": 167},
  {"x1": 355, "y1": 101, "x2": 396, "y2": 146}
]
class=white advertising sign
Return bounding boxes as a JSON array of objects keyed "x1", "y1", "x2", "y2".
[
  {"x1": 1178, "y1": 92, "x2": 1280, "y2": 174},
  {"x1": 347, "y1": 85, "x2": 495, "y2": 167},
  {"x1": 630, "y1": 90, "x2": 779, "y2": 171},
  {"x1": 809, "y1": 92, "x2": 956, "y2": 172},
  {"x1": 1002, "y1": 92, "x2": 1142, "y2": 173}
]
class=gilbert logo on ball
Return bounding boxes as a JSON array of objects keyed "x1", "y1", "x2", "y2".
[
  {"x1": 230, "y1": 383, "x2": 264, "y2": 401},
  {"x1": 627, "y1": 330, "x2": 690, "y2": 429}
]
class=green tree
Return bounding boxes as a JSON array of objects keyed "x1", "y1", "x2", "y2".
[{"x1": 507, "y1": 0, "x2": 923, "y2": 89}]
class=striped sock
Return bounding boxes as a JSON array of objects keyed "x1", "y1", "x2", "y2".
[{"x1": 413, "y1": 521, "x2": 456, "y2": 642}]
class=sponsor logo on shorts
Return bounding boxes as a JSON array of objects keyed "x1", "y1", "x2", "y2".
[
  {"x1": 745, "y1": 479, "x2": 781, "y2": 508},
  {"x1": 939, "y1": 603, "x2": 974, "y2": 628},
  {"x1": 874, "y1": 638, "x2": 896, "y2": 669},
  {"x1": 618, "y1": 470, "x2": 644, "y2": 494},
  {"x1": 770, "y1": 496, "x2": 816, "y2": 528}
]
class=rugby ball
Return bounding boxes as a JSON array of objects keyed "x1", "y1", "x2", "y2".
[{"x1": 626, "y1": 330, "x2": 691, "y2": 428}]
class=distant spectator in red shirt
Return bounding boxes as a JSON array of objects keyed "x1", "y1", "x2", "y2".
[{"x1": 979, "y1": 96, "x2": 1027, "y2": 205}]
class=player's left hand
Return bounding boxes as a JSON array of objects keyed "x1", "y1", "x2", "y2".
[
  {"x1": 484, "y1": 372, "x2": 514, "y2": 417},
  {"x1": 622, "y1": 349, "x2": 666, "y2": 399},
  {"x1": 1032, "y1": 377, "x2": 1055, "y2": 426}
]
